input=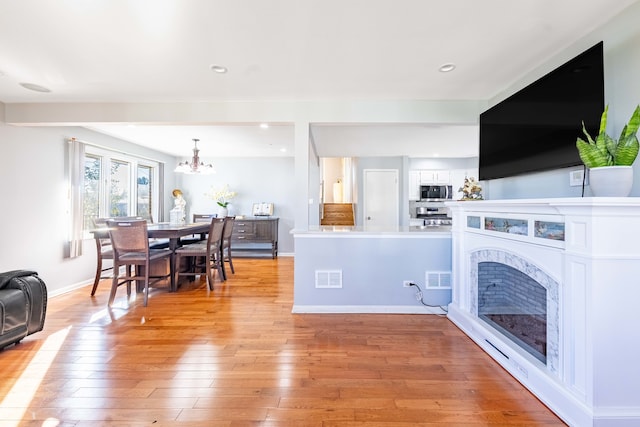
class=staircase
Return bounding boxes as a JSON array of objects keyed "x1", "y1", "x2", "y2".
[{"x1": 321, "y1": 203, "x2": 355, "y2": 226}]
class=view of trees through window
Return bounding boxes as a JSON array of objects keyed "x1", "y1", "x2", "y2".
[
  {"x1": 110, "y1": 159, "x2": 130, "y2": 217},
  {"x1": 83, "y1": 149, "x2": 158, "y2": 230},
  {"x1": 137, "y1": 165, "x2": 152, "y2": 221}
]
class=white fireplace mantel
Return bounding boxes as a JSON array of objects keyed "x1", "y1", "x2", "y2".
[{"x1": 446, "y1": 197, "x2": 640, "y2": 427}]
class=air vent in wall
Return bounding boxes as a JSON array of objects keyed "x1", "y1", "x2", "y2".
[
  {"x1": 315, "y1": 270, "x2": 342, "y2": 288},
  {"x1": 426, "y1": 271, "x2": 452, "y2": 288}
]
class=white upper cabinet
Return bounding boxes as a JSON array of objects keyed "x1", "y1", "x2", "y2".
[{"x1": 419, "y1": 170, "x2": 450, "y2": 184}]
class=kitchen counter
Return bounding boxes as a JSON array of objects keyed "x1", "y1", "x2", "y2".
[{"x1": 296, "y1": 225, "x2": 451, "y2": 235}]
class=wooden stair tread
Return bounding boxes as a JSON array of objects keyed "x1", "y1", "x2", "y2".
[{"x1": 321, "y1": 203, "x2": 355, "y2": 226}]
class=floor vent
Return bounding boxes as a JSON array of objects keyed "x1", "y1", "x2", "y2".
[
  {"x1": 425, "y1": 271, "x2": 452, "y2": 289},
  {"x1": 315, "y1": 270, "x2": 342, "y2": 288}
]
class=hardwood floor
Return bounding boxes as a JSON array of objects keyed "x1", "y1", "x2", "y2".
[{"x1": 0, "y1": 257, "x2": 565, "y2": 426}]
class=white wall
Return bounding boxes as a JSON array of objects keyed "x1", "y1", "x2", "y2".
[
  {"x1": 484, "y1": 2, "x2": 640, "y2": 200},
  {"x1": 0, "y1": 124, "x2": 177, "y2": 295},
  {"x1": 175, "y1": 156, "x2": 295, "y2": 254}
]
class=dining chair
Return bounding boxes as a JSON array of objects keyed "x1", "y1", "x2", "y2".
[
  {"x1": 90, "y1": 216, "x2": 145, "y2": 297},
  {"x1": 106, "y1": 219, "x2": 172, "y2": 307},
  {"x1": 174, "y1": 217, "x2": 225, "y2": 290},
  {"x1": 220, "y1": 216, "x2": 236, "y2": 280}
]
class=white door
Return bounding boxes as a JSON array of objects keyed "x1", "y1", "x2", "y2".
[{"x1": 363, "y1": 169, "x2": 398, "y2": 228}]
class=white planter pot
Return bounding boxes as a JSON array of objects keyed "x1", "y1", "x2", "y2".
[
  {"x1": 217, "y1": 206, "x2": 229, "y2": 218},
  {"x1": 589, "y1": 166, "x2": 633, "y2": 197}
]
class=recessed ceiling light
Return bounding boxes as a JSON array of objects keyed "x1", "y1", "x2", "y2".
[
  {"x1": 438, "y1": 63, "x2": 456, "y2": 73},
  {"x1": 260, "y1": 123, "x2": 269, "y2": 129},
  {"x1": 280, "y1": 148, "x2": 287, "y2": 153},
  {"x1": 210, "y1": 64, "x2": 228, "y2": 74},
  {"x1": 19, "y1": 82, "x2": 51, "y2": 92}
]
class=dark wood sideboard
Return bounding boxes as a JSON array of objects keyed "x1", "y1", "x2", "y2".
[{"x1": 231, "y1": 217, "x2": 279, "y2": 258}]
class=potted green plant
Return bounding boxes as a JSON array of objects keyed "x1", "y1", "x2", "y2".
[{"x1": 576, "y1": 104, "x2": 640, "y2": 196}]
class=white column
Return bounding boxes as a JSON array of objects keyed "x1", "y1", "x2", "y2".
[{"x1": 294, "y1": 120, "x2": 310, "y2": 231}]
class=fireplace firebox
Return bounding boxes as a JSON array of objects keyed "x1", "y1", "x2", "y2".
[{"x1": 478, "y1": 261, "x2": 547, "y2": 363}]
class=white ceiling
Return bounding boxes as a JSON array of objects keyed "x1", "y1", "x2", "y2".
[{"x1": 1, "y1": 0, "x2": 638, "y2": 158}]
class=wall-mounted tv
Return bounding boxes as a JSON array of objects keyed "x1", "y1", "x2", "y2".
[{"x1": 479, "y1": 42, "x2": 604, "y2": 181}]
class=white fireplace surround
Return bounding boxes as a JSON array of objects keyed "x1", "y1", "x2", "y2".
[
  {"x1": 447, "y1": 198, "x2": 640, "y2": 427},
  {"x1": 470, "y1": 249, "x2": 560, "y2": 374}
]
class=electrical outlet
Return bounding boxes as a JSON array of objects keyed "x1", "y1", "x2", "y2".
[
  {"x1": 403, "y1": 280, "x2": 413, "y2": 288},
  {"x1": 569, "y1": 169, "x2": 586, "y2": 186}
]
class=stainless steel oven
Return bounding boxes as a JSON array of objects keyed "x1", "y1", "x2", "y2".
[{"x1": 416, "y1": 206, "x2": 451, "y2": 226}]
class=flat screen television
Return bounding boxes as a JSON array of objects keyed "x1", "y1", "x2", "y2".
[{"x1": 478, "y1": 42, "x2": 604, "y2": 181}]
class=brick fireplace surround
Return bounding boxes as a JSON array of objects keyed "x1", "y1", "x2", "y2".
[{"x1": 447, "y1": 198, "x2": 640, "y2": 427}]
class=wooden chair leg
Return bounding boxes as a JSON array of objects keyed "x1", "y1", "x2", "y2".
[
  {"x1": 91, "y1": 255, "x2": 102, "y2": 296},
  {"x1": 205, "y1": 256, "x2": 214, "y2": 290},
  {"x1": 126, "y1": 265, "x2": 132, "y2": 296},
  {"x1": 220, "y1": 259, "x2": 227, "y2": 281},
  {"x1": 216, "y1": 250, "x2": 226, "y2": 281},
  {"x1": 108, "y1": 267, "x2": 119, "y2": 306},
  {"x1": 143, "y1": 263, "x2": 149, "y2": 307}
]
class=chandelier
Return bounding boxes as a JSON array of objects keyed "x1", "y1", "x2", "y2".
[{"x1": 174, "y1": 138, "x2": 215, "y2": 174}]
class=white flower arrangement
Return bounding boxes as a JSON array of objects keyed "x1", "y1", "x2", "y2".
[{"x1": 206, "y1": 184, "x2": 237, "y2": 208}]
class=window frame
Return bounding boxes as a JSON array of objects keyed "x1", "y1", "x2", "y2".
[{"x1": 84, "y1": 146, "x2": 160, "y2": 235}]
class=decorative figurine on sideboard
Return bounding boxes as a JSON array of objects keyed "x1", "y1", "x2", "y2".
[{"x1": 170, "y1": 188, "x2": 186, "y2": 224}]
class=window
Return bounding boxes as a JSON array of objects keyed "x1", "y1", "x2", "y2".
[
  {"x1": 83, "y1": 146, "x2": 160, "y2": 232},
  {"x1": 137, "y1": 164, "x2": 153, "y2": 221}
]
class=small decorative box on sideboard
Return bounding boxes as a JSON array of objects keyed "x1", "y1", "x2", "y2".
[{"x1": 231, "y1": 217, "x2": 278, "y2": 258}]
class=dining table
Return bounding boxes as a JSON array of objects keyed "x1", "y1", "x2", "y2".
[
  {"x1": 146, "y1": 222, "x2": 211, "y2": 292},
  {"x1": 93, "y1": 221, "x2": 210, "y2": 293}
]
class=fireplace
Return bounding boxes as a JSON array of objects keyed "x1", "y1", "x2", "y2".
[
  {"x1": 447, "y1": 198, "x2": 640, "y2": 427},
  {"x1": 470, "y1": 249, "x2": 559, "y2": 373}
]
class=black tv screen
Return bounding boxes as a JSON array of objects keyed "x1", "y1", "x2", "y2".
[{"x1": 479, "y1": 42, "x2": 604, "y2": 181}]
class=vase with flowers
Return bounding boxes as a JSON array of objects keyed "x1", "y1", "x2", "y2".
[{"x1": 206, "y1": 184, "x2": 237, "y2": 217}]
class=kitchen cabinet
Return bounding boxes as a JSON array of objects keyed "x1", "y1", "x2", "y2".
[
  {"x1": 419, "y1": 170, "x2": 450, "y2": 184},
  {"x1": 231, "y1": 217, "x2": 279, "y2": 258},
  {"x1": 408, "y1": 170, "x2": 421, "y2": 201}
]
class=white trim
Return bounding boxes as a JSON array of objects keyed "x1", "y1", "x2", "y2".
[{"x1": 291, "y1": 304, "x2": 447, "y2": 315}]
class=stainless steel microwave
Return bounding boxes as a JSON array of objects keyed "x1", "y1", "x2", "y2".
[{"x1": 420, "y1": 185, "x2": 452, "y2": 201}]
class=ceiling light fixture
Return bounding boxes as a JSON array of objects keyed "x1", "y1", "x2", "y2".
[
  {"x1": 210, "y1": 64, "x2": 228, "y2": 74},
  {"x1": 19, "y1": 82, "x2": 51, "y2": 92},
  {"x1": 174, "y1": 139, "x2": 215, "y2": 174},
  {"x1": 438, "y1": 63, "x2": 456, "y2": 73},
  {"x1": 260, "y1": 123, "x2": 269, "y2": 129}
]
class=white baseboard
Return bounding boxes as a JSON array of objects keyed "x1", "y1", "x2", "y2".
[
  {"x1": 291, "y1": 304, "x2": 447, "y2": 315},
  {"x1": 48, "y1": 280, "x2": 92, "y2": 298}
]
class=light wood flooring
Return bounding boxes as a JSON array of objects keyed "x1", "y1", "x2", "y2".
[{"x1": 0, "y1": 257, "x2": 566, "y2": 426}]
